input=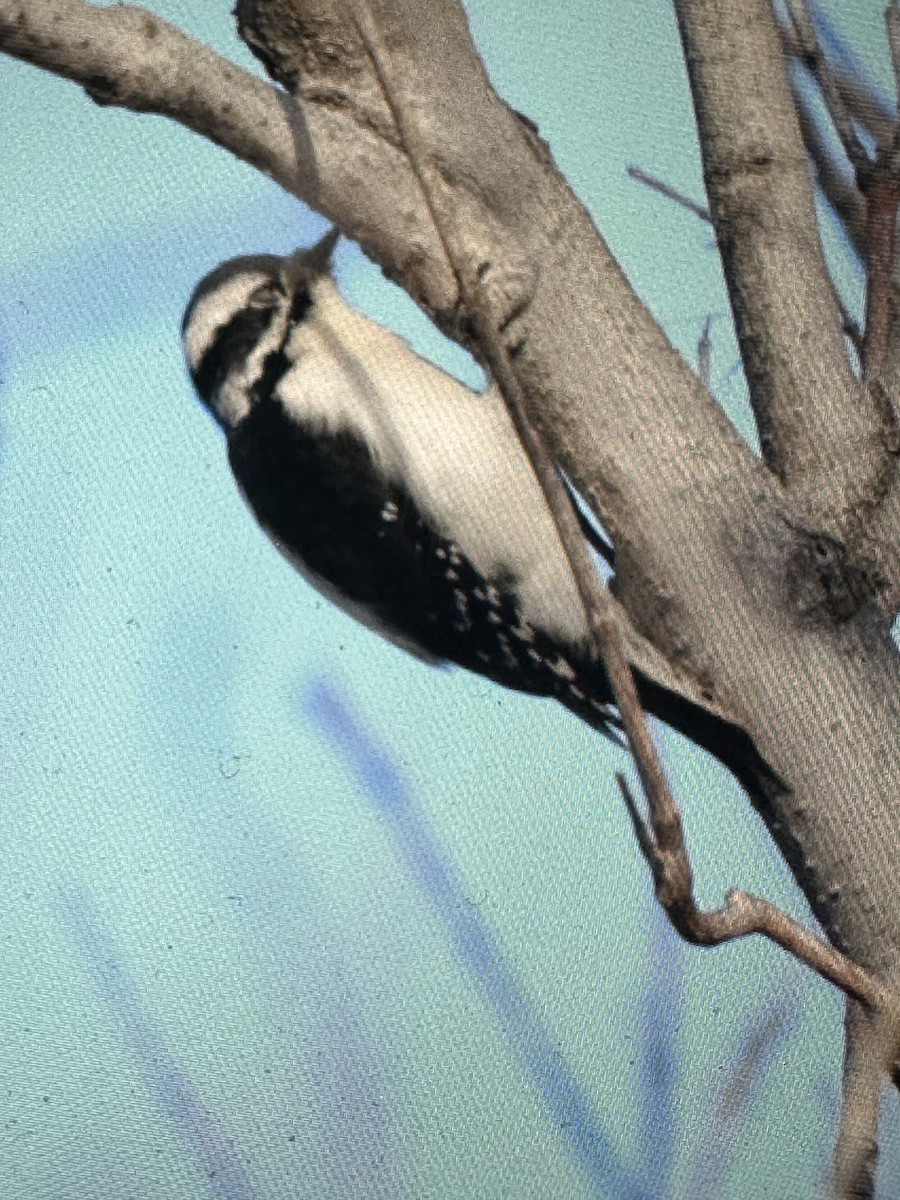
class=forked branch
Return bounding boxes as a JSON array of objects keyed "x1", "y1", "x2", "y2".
[{"x1": 616, "y1": 775, "x2": 881, "y2": 1009}]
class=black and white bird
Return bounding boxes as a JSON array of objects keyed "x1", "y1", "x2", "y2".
[{"x1": 182, "y1": 230, "x2": 618, "y2": 740}]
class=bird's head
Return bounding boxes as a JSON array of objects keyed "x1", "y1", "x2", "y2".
[{"x1": 182, "y1": 228, "x2": 339, "y2": 430}]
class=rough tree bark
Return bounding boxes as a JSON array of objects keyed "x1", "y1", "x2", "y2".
[{"x1": 2, "y1": 0, "x2": 899, "y2": 1192}]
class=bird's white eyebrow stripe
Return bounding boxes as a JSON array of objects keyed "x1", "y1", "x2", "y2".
[{"x1": 182, "y1": 268, "x2": 275, "y2": 376}]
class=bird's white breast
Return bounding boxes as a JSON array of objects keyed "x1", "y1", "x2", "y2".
[{"x1": 278, "y1": 278, "x2": 591, "y2": 651}]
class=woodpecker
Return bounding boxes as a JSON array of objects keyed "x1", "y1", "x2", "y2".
[{"x1": 182, "y1": 230, "x2": 618, "y2": 740}]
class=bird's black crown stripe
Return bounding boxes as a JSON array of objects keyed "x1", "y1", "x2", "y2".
[
  {"x1": 192, "y1": 304, "x2": 277, "y2": 408},
  {"x1": 246, "y1": 286, "x2": 313, "y2": 413}
]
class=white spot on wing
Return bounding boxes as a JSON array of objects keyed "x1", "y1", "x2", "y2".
[{"x1": 550, "y1": 656, "x2": 576, "y2": 681}]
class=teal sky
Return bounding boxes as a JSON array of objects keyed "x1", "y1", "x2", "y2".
[{"x1": 0, "y1": 3, "x2": 895, "y2": 1198}]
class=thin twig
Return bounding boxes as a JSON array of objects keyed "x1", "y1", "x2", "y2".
[
  {"x1": 347, "y1": 0, "x2": 886, "y2": 1014},
  {"x1": 626, "y1": 166, "x2": 711, "y2": 222},
  {"x1": 697, "y1": 314, "x2": 713, "y2": 389},
  {"x1": 615, "y1": 776, "x2": 882, "y2": 1008},
  {"x1": 828, "y1": 1002, "x2": 899, "y2": 1199}
]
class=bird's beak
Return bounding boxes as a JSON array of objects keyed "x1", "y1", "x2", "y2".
[{"x1": 281, "y1": 227, "x2": 340, "y2": 292}]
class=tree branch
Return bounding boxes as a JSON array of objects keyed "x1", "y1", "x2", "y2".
[
  {"x1": 789, "y1": 70, "x2": 867, "y2": 262},
  {"x1": 784, "y1": 0, "x2": 870, "y2": 175},
  {"x1": 626, "y1": 165, "x2": 711, "y2": 223},
  {"x1": 673, "y1": 0, "x2": 876, "y2": 528},
  {"x1": 617, "y1": 773, "x2": 881, "y2": 1008},
  {"x1": 0, "y1": 0, "x2": 310, "y2": 196}
]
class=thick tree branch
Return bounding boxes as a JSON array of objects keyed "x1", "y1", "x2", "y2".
[{"x1": 673, "y1": 0, "x2": 880, "y2": 529}]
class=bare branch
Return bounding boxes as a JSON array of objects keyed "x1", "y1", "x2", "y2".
[
  {"x1": 616, "y1": 776, "x2": 883, "y2": 1008},
  {"x1": 836, "y1": 73, "x2": 893, "y2": 153},
  {"x1": 779, "y1": 6, "x2": 900, "y2": 389},
  {"x1": 686, "y1": 988, "x2": 799, "y2": 1198},
  {"x1": 780, "y1": 15, "x2": 895, "y2": 150},
  {"x1": 887, "y1": 2, "x2": 900, "y2": 119},
  {"x1": 790, "y1": 70, "x2": 867, "y2": 259},
  {"x1": 0, "y1": 0, "x2": 309, "y2": 198},
  {"x1": 673, "y1": 0, "x2": 874, "y2": 525},
  {"x1": 626, "y1": 166, "x2": 710, "y2": 222}
]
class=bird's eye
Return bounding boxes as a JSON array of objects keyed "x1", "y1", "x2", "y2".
[{"x1": 248, "y1": 282, "x2": 283, "y2": 309}]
